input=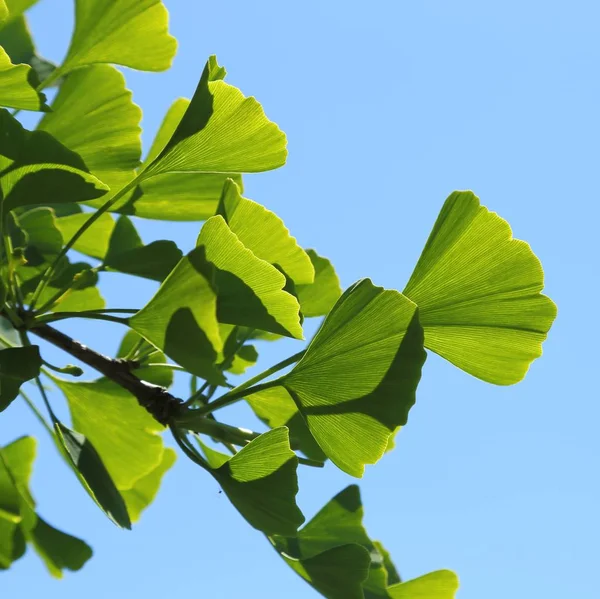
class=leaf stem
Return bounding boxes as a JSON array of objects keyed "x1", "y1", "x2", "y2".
[
  {"x1": 20, "y1": 390, "x2": 55, "y2": 437},
  {"x1": 196, "y1": 350, "x2": 305, "y2": 415},
  {"x1": 33, "y1": 312, "x2": 131, "y2": 326}
]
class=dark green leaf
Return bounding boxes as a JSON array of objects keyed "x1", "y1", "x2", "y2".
[
  {"x1": 197, "y1": 427, "x2": 304, "y2": 535},
  {"x1": 0, "y1": 345, "x2": 41, "y2": 411}
]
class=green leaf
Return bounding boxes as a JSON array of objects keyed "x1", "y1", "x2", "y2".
[
  {"x1": 296, "y1": 250, "x2": 343, "y2": 317},
  {"x1": 130, "y1": 246, "x2": 223, "y2": 384},
  {"x1": 2, "y1": 0, "x2": 38, "y2": 20},
  {"x1": 54, "y1": 378, "x2": 165, "y2": 491},
  {"x1": 17, "y1": 207, "x2": 63, "y2": 264},
  {"x1": 104, "y1": 216, "x2": 182, "y2": 281},
  {"x1": 142, "y1": 56, "x2": 286, "y2": 181},
  {"x1": 217, "y1": 178, "x2": 314, "y2": 284},
  {"x1": 273, "y1": 485, "x2": 398, "y2": 598},
  {"x1": 0, "y1": 45, "x2": 47, "y2": 111},
  {"x1": 387, "y1": 570, "x2": 459, "y2": 599},
  {"x1": 196, "y1": 215, "x2": 303, "y2": 338},
  {"x1": 0, "y1": 16, "x2": 58, "y2": 86},
  {"x1": 0, "y1": 346, "x2": 41, "y2": 411},
  {"x1": 403, "y1": 191, "x2": 557, "y2": 385},
  {"x1": 246, "y1": 387, "x2": 326, "y2": 463},
  {"x1": 197, "y1": 428, "x2": 304, "y2": 535},
  {"x1": 0, "y1": 109, "x2": 108, "y2": 211},
  {"x1": 60, "y1": 0, "x2": 177, "y2": 75},
  {"x1": 120, "y1": 448, "x2": 176, "y2": 523},
  {"x1": 90, "y1": 98, "x2": 244, "y2": 221},
  {"x1": 54, "y1": 212, "x2": 115, "y2": 260},
  {"x1": 0, "y1": 436, "x2": 93, "y2": 575},
  {"x1": 54, "y1": 423, "x2": 131, "y2": 529},
  {"x1": 275, "y1": 279, "x2": 426, "y2": 477},
  {"x1": 37, "y1": 65, "x2": 142, "y2": 190},
  {"x1": 116, "y1": 329, "x2": 173, "y2": 388},
  {"x1": 0, "y1": 1, "x2": 8, "y2": 26},
  {"x1": 50, "y1": 286, "x2": 105, "y2": 313}
]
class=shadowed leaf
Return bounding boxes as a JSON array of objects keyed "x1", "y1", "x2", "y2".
[
  {"x1": 0, "y1": 46, "x2": 47, "y2": 111},
  {"x1": 0, "y1": 346, "x2": 41, "y2": 411}
]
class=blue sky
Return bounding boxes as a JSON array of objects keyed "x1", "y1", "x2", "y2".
[{"x1": 2, "y1": 1, "x2": 599, "y2": 597}]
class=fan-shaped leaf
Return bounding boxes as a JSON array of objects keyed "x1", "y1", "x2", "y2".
[
  {"x1": 387, "y1": 570, "x2": 459, "y2": 599},
  {"x1": 60, "y1": 0, "x2": 176, "y2": 75},
  {"x1": 403, "y1": 191, "x2": 557, "y2": 385},
  {"x1": 275, "y1": 279, "x2": 425, "y2": 477},
  {"x1": 38, "y1": 64, "x2": 142, "y2": 190},
  {"x1": 143, "y1": 55, "x2": 286, "y2": 180},
  {"x1": 296, "y1": 250, "x2": 342, "y2": 317},
  {"x1": 217, "y1": 178, "x2": 314, "y2": 284},
  {"x1": 197, "y1": 427, "x2": 304, "y2": 535},
  {"x1": 54, "y1": 212, "x2": 115, "y2": 260},
  {"x1": 0, "y1": 46, "x2": 46, "y2": 111}
]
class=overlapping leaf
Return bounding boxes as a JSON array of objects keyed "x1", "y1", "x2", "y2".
[
  {"x1": 217, "y1": 178, "x2": 314, "y2": 284},
  {"x1": 0, "y1": 109, "x2": 108, "y2": 211},
  {"x1": 387, "y1": 570, "x2": 459, "y2": 599},
  {"x1": 37, "y1": 64, "x2": 142, "y2": 190},
  {"x1": 269, "y1": 279, "x2": 425, "y2": 477},
  {"x1": 296, "y1": 250, "x2": 342, "y2": 317},
  {"x1": 197, "y1": 427, "x2": 304, "y2": 535},
  {"x1": 0, "y1": 436, "x2": 92, "y2": 575},
  {"x1": 60, "y1": 0, "x2": 177, "y2": 75},
  {"x1": 403, "y1": 191, "x2": 557, "y2": 385},
  {"x1": 0, "y1": 45, "x2": 46, "y2": 111}
]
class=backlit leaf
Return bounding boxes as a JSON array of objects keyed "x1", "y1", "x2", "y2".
[
  {"x1": 403, "y1": 191, "x2": 557, "y2": 385},
  {"x1": 217, "y1": 178, "x2": 314, "y2": 284},
  {"x1": 275, "y1": 279, "x2": 426, "y2": 477},
  {"x1": 38, "y1": 65, "x2": 141, "y2": 190},
  {"x1": 60, "y1": 0, "x2": 177, "y2": 75},
  {"x1": 197, "y1": 427, "x2": 304, "y2": 535},
  {"x1": 0, "y1": 46, "x2": 46, "y2": 111},
  {"x1": 55, "y1": 212, "x2": 115, "y2": 260},
  {"x1": 296, "y1": 250, "x2": 342, "y2": 317},
  {"x1": 387, "y1": 570, "x2": 459, "y2": 599}
]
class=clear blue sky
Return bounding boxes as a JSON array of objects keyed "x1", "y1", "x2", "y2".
[{"x1": 2, "y1": 1, "x2": 599, "y2": 597}]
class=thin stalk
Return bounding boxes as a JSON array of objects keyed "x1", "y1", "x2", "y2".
[
  {"x1": 33, "y1": 312, "x2": 130, "y2": 326},
  {"x1": 297, "y1": 457, "x2": 325, "y2": 468},
  {"x1": 20, "y1": 391, "x2": 54, "y2": 437},
  {"x1": 29, "y1": 176, "x2": 141, "y2": 311},
  {"x1": 196, "y1": 350, "x2": 306, "y2": 415},
  {"x1": 145, "y1": 363, "x2": 186, "y2": 371},
  {"x1": 123, "y1": 335, "x2": 146, "y2": 361},
  {"x1": 169, "y1": 425, "x2": 210, "y2": 470}
]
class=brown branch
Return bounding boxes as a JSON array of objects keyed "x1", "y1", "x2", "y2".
[{"x1": 30, "y1": 323, "x2": 182, "y2": 425}]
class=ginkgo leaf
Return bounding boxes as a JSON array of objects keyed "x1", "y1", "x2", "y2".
[
  {"x1": 0, "y1": 16, "x2": 58, "y2": 86},
  {"x1": 142, "y1": 55, "x2": 287, "y2": 180},
  {"x1": 0, "y1": 436, "x2": 93, "y2": 575},
  {"x1": 54, "y1": 378, "x2": 165, "y2": 491},
  {"x1": 90, "y1": 98, "x2": 244, "y2": 221},
  {"x1": 196, "y1": 428, "x2": 304, "y2": 535},
  {"x1": 403, "y1": 191, "x2": 557, "y2": 385},
  {"x1": 37, "y1": 64, "x2": 142, "y2": 190},
  {"x1": 196, "y1": 215, "x2": 303, "y2": 339},
  {"x1": 217, "y1": 178, "x2": 314, "y2": 284},
  {"x1": 387, "y1": 570, "x2": 459, "y2": 599},
  {"x1": 60, "y1": 0, "x2": 177, "y2": 75},
  {"x1": 0, "y1": 45, "x2": 47, "y2": 111},
  {"x1": 2, "y1": 0, "x2": 38, "y2": 20},
  {"x1": 54, "y1": 423, "x2": 131, "y2": 529},
  {"x1": 0, "y1": 109, "x2": 108, "y2": 210},
  {"x1": 0, "y1": 346, "x2": 41, "y2": 412},
  {"x1": 246, "y1": 387, "x2": 326, "y2": 463},
  {"x1": 0, "y1": 1, "x2": 8, "y2": 26},
  {"x1": 17, "y1": 207, "x2": 63, "y2": 263},
  {"x1": 272, "y1": 485, "x2": 399, "y2": 598},
  {"x1": 130, "y1": 247, "x2": 223, "y2": 384},
  {"x1": 273, "y1": 279, "x2": 425, "y2": 477},
  {"x1": 120, "y1": 448, "x2": 176, "y2": 523},
  {"x1": 55, "y1": 212, "x2": 115, "y2": 260},
  {"x1": 50, "y1": 286, "x2": 105, "y2": 313},
  {"x1": 296, "y1": 250, "x2": 342, "y2": 317}
]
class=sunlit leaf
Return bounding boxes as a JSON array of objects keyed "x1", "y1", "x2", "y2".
[
  {"x1": 50, "y1": 286, "x2": 105, "y2": 313},
  {"x1": 120, "y1": 448, "x2": 176, "y2": 523},
  {"x1": 142, "y1": 55, "x2": 286, "y2": 180},
  {"x1": 60, "y1": 0, "x2": 177, "y2": 75},
  {"x1": 37, "y1": 64, "x2": 142, "y2": 190},
  {"x1": 197, "y1": 427, "x2": 304, "y2": 535},
  {"x1": 387, "y1": 570, "x2": 459, "y2": 599},
  {"x1": 0, "y1": 109, "x2": 108, "y2": 211},
  {"x1": 217, "y1": 178, "x2": 314, "y2": 284},
  {"x1": 55, "y1": 212, "x2": 115, "y2": 260},
  {"x1": 0, "y1": 346, "x2": 41, "y2": 411},
  {"x1": 296, "y1": 250, "x2": 342, "y2": 317},
  {"x1": 403, "y1": 191, "x2": 557, "y2": 385},
  {"x1": 0, "y1": 45, "x2": 47, "y2": 111},
  {"x1": 273, "y1": 279, "x2": 425, "y2": 477}
]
